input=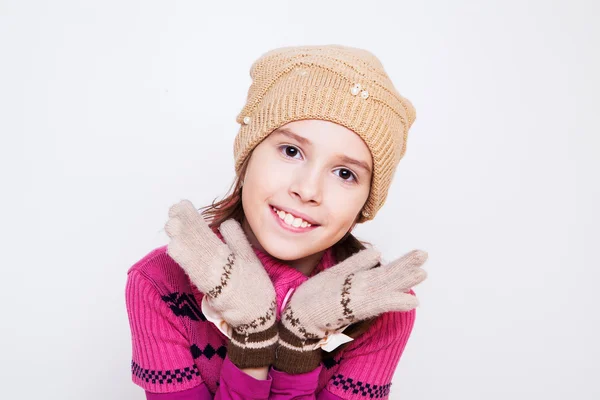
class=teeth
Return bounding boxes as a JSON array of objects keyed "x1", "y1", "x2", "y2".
[
  {"x1": 284, "y1": 213, "x2": 294, "y2": 225},
  {"x1": 272, "y1": 207, "x2": 312, "y2": 228}
]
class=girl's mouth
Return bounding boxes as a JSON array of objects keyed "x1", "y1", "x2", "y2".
[{"x1": 270, "y1": 205, "x2": 319, "y2": 233}]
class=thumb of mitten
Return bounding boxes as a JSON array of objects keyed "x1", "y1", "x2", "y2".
[
  {"x1": 218, "y1": 219, "x2": 257, "y2": 263},
  {"x1": 319, "y1": 246, "x2": 382, "y2": 279}
]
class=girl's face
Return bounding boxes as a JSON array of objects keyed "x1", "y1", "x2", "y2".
[{"x1": 241, "y1": 119, "x2": 372, "y2": 262}]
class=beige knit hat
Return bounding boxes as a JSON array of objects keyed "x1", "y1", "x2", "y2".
[{"x1": 233, "y1": 44, "x2": 416, "y2": 223}]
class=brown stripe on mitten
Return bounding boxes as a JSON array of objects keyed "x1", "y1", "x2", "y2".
[
  {"x1": 273, "y1": 321, "x2": 323, "y2": 374},
  {"x1": 228, "y1": 321, "x2": 279, "y2": 368}
]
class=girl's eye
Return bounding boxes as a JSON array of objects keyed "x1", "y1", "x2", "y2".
[
  {"x1": 280, "y1": 145, "x2": 302, "y2": 159},
  {"x1": 334, "y1": 168, "x2": 358, "y2": 183},
  {"x1": 278, "y1": 145, "x2": 358, "y2": 184}
]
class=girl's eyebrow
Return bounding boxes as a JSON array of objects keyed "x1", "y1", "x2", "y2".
[
  {"x1": 272, "y1": 128, "x2": 312, "y2": 146},
  {"x1": 272, "y1": 127, "x2": 372, "y2": 175},
  {"x1": 336, "y1": 154, "x2": 372, "y2": 175}
]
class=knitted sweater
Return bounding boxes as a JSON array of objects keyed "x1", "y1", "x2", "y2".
[{"x1": 125, "y1": 238, "x2": 417, "y2": 399}]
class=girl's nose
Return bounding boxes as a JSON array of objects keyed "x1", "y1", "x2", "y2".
[{"x1": 289, "y1": 170, "x2": 323, "y2": 204}]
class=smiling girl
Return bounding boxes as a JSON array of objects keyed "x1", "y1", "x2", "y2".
[{"x1": 125, "y1": 44, "x2": 428, "y2": 400}]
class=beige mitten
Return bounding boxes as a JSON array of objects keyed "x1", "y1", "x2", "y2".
[
  {"x1": 164, "y1": 199, "x2": 278, "y2": 368},
  {"x1": 275, "y1": 247, "x2": 428, "y2": 374}
]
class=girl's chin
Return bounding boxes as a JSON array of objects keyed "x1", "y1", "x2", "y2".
[
  {"x1": 258, "y1": 237, "x2": 317, "y2": 261},
  {"x1": 263, "y1": 246, "x2": 311, "y2": 262}
]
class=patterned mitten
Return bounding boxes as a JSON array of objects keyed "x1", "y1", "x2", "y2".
[
  {"x1": 165, "y1": 199, "x2": 278, "y2": 368},
  {"x1": 275, "y1": 247, "x2": 428, "y2": 374}
]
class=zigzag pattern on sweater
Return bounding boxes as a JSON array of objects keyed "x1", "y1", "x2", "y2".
[
  {"x1": 161, "y1": 291, "x2": 206, "y2": 321},
  {"x1": 322, "y1": 356, "x2": 343, "y2": 369}
]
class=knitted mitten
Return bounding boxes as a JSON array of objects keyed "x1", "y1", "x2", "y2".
[
  {"x1": 274, "y1": 247, "x2": 428, "y2": 374},
  {"x1": 165, "y1": 199, "x2": 278, "y2": 368}
]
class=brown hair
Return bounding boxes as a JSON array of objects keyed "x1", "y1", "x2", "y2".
[{"x1": 197, "y1": 157, "x2": 379, "y2": 361}]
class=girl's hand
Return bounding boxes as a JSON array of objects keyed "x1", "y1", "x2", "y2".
[
  {"x1": 275, "y1": 247, "x2": 428, "y2": 374},
  {"x1": 164, "y1": 199, "x2": 278, "y2": 368}
]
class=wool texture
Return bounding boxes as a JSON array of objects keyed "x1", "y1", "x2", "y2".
[
  {"x1": 233, "y1": 44, "x2": 417, "y2": 222},
  {"x1": 164, "y1": 200, "x2": 278, "y2": 368},
  {"x1": 125, "y1": 242, "x2": 418, "y2": 398}
]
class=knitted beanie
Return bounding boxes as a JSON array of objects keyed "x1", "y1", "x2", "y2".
[{"x1": 232, "y1": 44, "x2": 416, "y2": 222}]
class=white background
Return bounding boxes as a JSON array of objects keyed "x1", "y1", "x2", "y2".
[{"x1": 1, "y1": 0, "x2": 598, "y2": 399}]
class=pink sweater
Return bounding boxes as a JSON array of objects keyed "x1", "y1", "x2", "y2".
[{"x1": 125, "y1": 239, "x2": 417, "y2": 399}]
